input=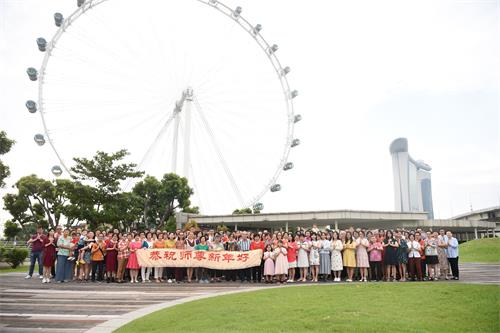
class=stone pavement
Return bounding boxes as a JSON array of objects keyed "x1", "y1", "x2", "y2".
[{"x1": 0, "y1": 262, "x2": 498, "y2": 333}]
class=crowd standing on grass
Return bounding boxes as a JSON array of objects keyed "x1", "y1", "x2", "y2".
[{"x1": 24, "y1": 224, "x2": 460, "y2": 284}]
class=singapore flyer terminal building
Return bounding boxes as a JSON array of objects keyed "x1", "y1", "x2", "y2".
[{"x1": 178, "y1": 208, "x2": 497, "y2": 242}]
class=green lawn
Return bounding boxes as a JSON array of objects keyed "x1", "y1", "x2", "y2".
[
  {"x1": 115, "y1": 283, "x2": 500, "y2": 333},
  {"x1": 460, "y1": 238, "x2": 500, "y2": 263},
  {"x1": 0, "y1": 263, "x2": 37, "y2": 274}
]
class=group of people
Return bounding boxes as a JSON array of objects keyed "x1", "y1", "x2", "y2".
[{"x1": 24, "y1": 224, "x2": 460, "y2": 284}]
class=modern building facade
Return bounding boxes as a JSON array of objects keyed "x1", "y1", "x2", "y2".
[{"x1": 390, "y1": 138, "x2": 434, "y2": 218}]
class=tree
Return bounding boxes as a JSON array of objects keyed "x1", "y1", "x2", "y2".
[
  {"x1": 3, "y1": 175, "x2": 75, "y2": 229},
  {"x1": 133, "y1": 173, "x2": 196, "y2": 229},
  {"x1": 232, "y1": 207, "x2": 253, "y2": 214},
  {"x1": 0, "y1": 131, "x2": 15, "y2": 187},
  {"x1": 3, "y1": 220, "x2": 22, "y2": 240},
  {"x1": 68, "y1": 149, "x2": 144, "y2": 229}
]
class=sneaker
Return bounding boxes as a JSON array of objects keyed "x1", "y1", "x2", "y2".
[
  {"x1": 42, "y1": 278, "x2": 46, "y2": 283},
  {"x1": 38, "y1": 275, "x2": 44, "y2": 279},
  {"x1": 167, "y1": 279, "x2": 173, "y2": 283},
  {"x1": 25, "y1": 275, "x2": 32, "y2": 279}
]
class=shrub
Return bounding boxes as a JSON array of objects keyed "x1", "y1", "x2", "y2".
[{"x1": 0, "y1": 247, "x2": 29, "y2": 268}]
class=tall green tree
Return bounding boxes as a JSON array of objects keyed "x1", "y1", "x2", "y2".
[
  {"x1": 0, "y1": 131, "x2": 15, "y2": 187},
  {"x1": 3, "y1": 220, "x2": 22, "y2": 240},
  {"x1": 68, "y1": 149, "x2": 144, "y2": 229},
  {"x1": 133, "y1": 173, "x2": 197, "y2": 229},
  {"x1": 3, "y1": 175, "x2": 76, "y2": 229}
]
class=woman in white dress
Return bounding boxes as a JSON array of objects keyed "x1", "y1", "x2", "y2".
[
  {"x1": 309, "y1": 233, "x2": 321, "y2": 282},
  {"x1": 296, "y1": 234, "x2": 310, "y2": 282},
  {"x1": 330, "y1": 231, "x2": 343, "y2": 282}
]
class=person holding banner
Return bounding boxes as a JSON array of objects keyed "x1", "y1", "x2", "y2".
[
  {"x1": 237, "y1": 232, "x2": 252, "y2": 283},
  {"x1": 194, "y1": 236, "x2": 210, "y2": 283},
  {"x1": 175, "y1": 232, "x2": 186, "y2": 283},
  {"x1": 165, "y1": 233, "x2": 176, "y2": 283},
  {"x1": 250, "y1": 234, "x2": 265, "y2": 283},
  {"x1": 224, "y1": 233, "x2": 239, "y2": 282},
  {"x1": 153, "y1": 233, "x2": 166, "y2": 283},
  {"x1": 186, "y1": 232, "x2": 197, "y2": 283},
  {"x1": 209, "y1": 234, "x2": 224, "y2": 282}
]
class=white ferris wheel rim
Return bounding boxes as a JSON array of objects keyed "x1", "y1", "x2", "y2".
[{"x1": 35, "y1": 0, "x2": 297, "y2": 210}]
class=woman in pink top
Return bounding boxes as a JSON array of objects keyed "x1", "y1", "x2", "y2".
[
  {"x1": 367, "y1": 235, "x2": 383, "y2": 281},
  {"x1": 287, "y1": 234, "x2": 299, "y2": 282},
  {"x1": 126, "y1": 235, "x2": 141, "y2": 283}
]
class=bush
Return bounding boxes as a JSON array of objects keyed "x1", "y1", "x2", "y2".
[{"x1": 0, "y1": 247, "x2": 29, "y2": 268}]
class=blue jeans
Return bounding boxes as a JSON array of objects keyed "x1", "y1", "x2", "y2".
[
  {"x1": 28, "y1": 251, "x2": 43, "y2": 276},
  {"x1": 55, "y1": 255, "x2": 69, "y2": 282}
]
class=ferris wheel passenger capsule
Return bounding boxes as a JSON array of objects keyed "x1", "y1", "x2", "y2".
[
  {"x1": 51, "y1": 165, "x2": 63, "y2": 177},
  {"x1": 294, "y1": 114, "x2": 302, "y2": 123},
  {"x1": 26, "y1": 100, "x2": 37, "y2": 113},
  {"x1": 290, "y1": 90, "x2": 299, "y2": 99},
  {"x1": 283, "y1": 162, "x2": 294, "y2": 171},
  {"x1": 34, "y1": 134, "x2": 45, "y2": 146},
  {"x1": 253, "y1": 202, "x2": 264, "y2": 211},
  {"x1": 270, "y1": 184, "x2": 281, "y2": 192},
  {"x1": 54, "y1": 13, "x2": 64, "y2": 27},
  {"x1": 209, "y1": 0, "x2": 217, "y2": 5},
  {"x1": 268, "y1": 44, "x2": 278, "y2": 54},
  {"x1": 77, "y1": 0, "x2": 85, "y2": 7},
  {"x1": 291, "y1": 138, "x2": 300, "y2": 147},
  {"x1": 233, "y1": 6, "x2": 242, "y2": 17},
  {"x1": 253, "y1": 24, "x2": 262, "y2": 34},
  {"x1": 36, "y1": 38, "x2": 47, "y2": 52},
  {"x1": 27, "y1": 67, "x2": 38, "y2": 81},
  {"x1": 281, "y1": 66, "x2": 291, "y2": 76}
]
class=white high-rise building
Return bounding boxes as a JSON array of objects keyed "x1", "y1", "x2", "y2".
[{"x1": 390, "y1": 138, "x2": 434, "y2": 219}]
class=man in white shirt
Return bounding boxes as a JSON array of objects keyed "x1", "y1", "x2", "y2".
[{"x1": 446, "y1": 231, "x2": 459, "y2": 280}]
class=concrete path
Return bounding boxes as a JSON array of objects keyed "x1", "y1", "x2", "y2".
[{"x1": 0, "y1": 262, "x2": 498, "y2": 333}]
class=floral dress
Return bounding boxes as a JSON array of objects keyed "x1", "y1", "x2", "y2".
[
  {"x1": 397, "y1": 238, "x2": 409, "y2": 264},
  {"x1": 330, "y1": 240, "x2": 343, "y2": 271}
]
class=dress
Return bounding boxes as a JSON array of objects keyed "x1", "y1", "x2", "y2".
[
  {"x1": 273, "y1": 247, "x2": 288, "y2": 275},
  {"x1": 126, "y1": 241, "x2": 141, "y2": 269},
  {"x1": 331, "y1": 240, "x2": 343, "y2": 271},
  {"x1": 309, "y1": 240, "x2": 320, "y2": 266},
  {"x1": 263, "y1": 251, "x2": 275, "y2": 276},
  {"x1": 343, "y1": 241, "x2": 356, "y2": 268},
  {"x1": 437, "y1": 236, "x2": 449, "y2": 270},
  {"x1": 383, "y1": 238, "x2": 398, "y2": 265},
  {"x1": 319, "y1": 240, "x2": 331, "y2": 275},
  {"x1": 397, "y1": 238, "x2": 409, "y2": 264},
  {"x1": 43, "y1": 239, "x2": 56, "y2": 267},
  {"x1": 297, "y1": 241, "x2": 310, "y2": 268},
  {"x1": 355, "y1": 238, "x2": 370, "y2": 268},
  {"x1": 105, "y1": 240, "x2": 118, "y2": 272}
]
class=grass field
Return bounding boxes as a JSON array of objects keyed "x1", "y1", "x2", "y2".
[
  {"x1": 115, "y1": 283, "x2": 500, "y2": 333},
  {"x1": 460, "y1": 238, "x2": 500, "y2": 263},
  {"x1": 0, "y1": 263, "x2": 36, "y2": 274}
]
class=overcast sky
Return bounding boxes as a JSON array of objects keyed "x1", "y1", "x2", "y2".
[{"x1": 0, "y1": 0, "x2": 498, "y2": 222}]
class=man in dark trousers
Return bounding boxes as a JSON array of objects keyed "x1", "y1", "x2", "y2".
[
  {"x1": 25, "y1": 226, "x2": 46, "y2": 279},
  {"x1": 446, "y1": 231, "x2": 460, "y2": 280}
]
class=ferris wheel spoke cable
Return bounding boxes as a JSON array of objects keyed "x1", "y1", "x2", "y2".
[
  {"x1": 193, "y1": 96, "x2": 244, "y2": 207},
  {"x1": 136, "y1": 112, "x2": 177, "y2": 171}
]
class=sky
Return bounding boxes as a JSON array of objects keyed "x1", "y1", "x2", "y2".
[{"x1": 0, "y1": 0, "x2": 499, "y2": 223}]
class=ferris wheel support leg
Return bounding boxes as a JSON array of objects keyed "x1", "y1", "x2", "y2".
[
  {"x1": 171, "y1": 112, "x2": 180, "y2": 173},
  {"x1": 183, "y1": 88, "x2": 193, "y2": 178}
]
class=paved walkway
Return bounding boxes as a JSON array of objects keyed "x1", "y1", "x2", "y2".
[{"x1": 0, "y1": 262, "x2": 498, "y2": 333}]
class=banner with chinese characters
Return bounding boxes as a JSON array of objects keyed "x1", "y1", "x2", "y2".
[{"x1": 136, "y1": 249, "x2": 262, "y2": 269}]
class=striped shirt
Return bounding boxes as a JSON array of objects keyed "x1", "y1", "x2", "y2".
[{"x1": 238, "y1": 239, "x2": 251, "y2": 251}]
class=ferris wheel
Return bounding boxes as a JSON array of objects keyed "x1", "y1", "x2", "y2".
[{"x1": 26, "y1": 0, "x2": 301, "y2": 214}]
